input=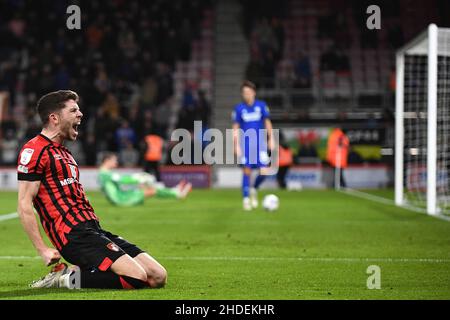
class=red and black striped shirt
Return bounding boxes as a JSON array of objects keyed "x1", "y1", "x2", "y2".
[{"x1": 17, "y1": 134, "x2": 98, "y2": 250}]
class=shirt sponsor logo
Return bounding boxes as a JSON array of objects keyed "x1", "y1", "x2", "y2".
[
  {"x1": 54, "y1": 154, "x2": 63, "y2": 160},
  {"x1": 60, "y1": 178, "x2": 76, "y2": 186},
  {"x1": 20, "y1": 148, "x2": 34, "y2": 165},
  {"x1": 241, "y1": 107, "x2": 262, "y2": 122},
  {"x1": 17, "y1": 165, "x2": 29, "y2": 173}
]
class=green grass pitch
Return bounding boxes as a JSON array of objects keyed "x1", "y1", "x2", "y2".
[{"x1": 0, "y1": 189, "x2": 449, "y2": 300}]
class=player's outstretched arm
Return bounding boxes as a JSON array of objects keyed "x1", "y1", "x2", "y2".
[{"x1": 17, "y1": 181, "x2": 61, "y2": 266}]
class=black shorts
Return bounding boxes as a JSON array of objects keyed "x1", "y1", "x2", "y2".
[{"x1": 60, "y1": 220, "x2": 145, "y2": 271}]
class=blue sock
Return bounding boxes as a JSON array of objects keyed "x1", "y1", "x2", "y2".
[
  {"x1": 254, "y1": 174, "x2": 266, "y2": 189},
  {"x1": 242, "y1": 173, "x2": 250, "y2": 198}
]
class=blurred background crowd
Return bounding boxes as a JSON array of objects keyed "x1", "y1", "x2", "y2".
[{"x1": 1, "y1": 0, "x2": 449, "y2": 170}]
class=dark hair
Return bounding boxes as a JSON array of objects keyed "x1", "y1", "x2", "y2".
[
  {"x1": 36, "y1": 90, "x2": 79, "y2": 126},
  {"x1": 241, "y1": 80, "x2": 257, "y2": 92},
  {"x1": 100, "y1": 152, "x2": 117, "y2": 164}
]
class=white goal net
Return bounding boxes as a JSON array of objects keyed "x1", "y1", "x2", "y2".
[{"x1": 396, "y1": 24, "x2": 450, "y2": 216}]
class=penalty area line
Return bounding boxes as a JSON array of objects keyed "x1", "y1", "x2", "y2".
[
  {"x1": 0, "y1": 256, "x2": 40, "y2": 260},
  {"x1": 338, "y1": 188, "x2": 450, "y2": 222},
  {"x1": 161, "y1": 256, "x2": 450, "y2": 264}
]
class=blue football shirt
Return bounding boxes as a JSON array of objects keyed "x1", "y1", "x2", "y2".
[{"x1": 232, "y1": 99, "x2": 270, "y2": 167}]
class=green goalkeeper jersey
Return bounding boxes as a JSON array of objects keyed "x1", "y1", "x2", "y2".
[{"x1": 98, "y1": 169, "x2": 145, "y2": 207}]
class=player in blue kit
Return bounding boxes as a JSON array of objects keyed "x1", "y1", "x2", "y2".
[{"x1": 232, "y1": 80, "x2": 274, "y2": 211}]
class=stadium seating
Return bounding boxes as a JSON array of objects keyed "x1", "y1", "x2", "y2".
[
  {"x1": 247, "y1": 0, "x2": 444, "y2": 115},
  {"x1": 0, "y1": 0, "x2": 215, "y2": 166}
]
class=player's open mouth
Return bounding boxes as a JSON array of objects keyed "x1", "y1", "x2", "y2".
[{"x1": 72, "y1": 123, "x2": 80, "y2": 133}]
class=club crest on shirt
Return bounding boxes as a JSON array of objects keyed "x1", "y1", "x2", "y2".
[
  {"x1": 69, "y1": 164, "x2": 77, "y2": 179},
  {"x1": 20, "y1": 148, "x2": 34, "y2": 165},
  {"x1": 107, "y1": 242, "x2": 120, "y2": 252}
]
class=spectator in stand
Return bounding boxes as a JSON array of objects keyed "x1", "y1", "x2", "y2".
[
  {"x1": 261, "y1": 49, "x2": 276, "y2": 88},
  {"x1": 196, "y1": 90, "x2": 211, "y2": 128},
  {"x1": 155, "y1": 63, "x2": 174, "y2": 105},
  {"x1": 39, "y1": 64, "x2": 55, "y2": 95},
  {"x1": 86, "y1": 21, "x2": 104, "y2": 49},
  {"x1": 141, "y1": 110, "x2": 156, "y2": 142},
  {"x1": 1, "y1": 129, "x2": 19, "y2": 165},
  {"x1": 182, "y1": 83, "x2": 196, "y2": 110},
  {"x1": 253, "y1": 18, "x2": 279, "y2": 59},
  {"x1": 245, "y1": 53, "x2": 265, "y2": 89},
  {"x1": 94, "y1": 65, "x2": 111, "y2": 94},
  {"x1": 0, "y1": 0, "x2": 212, "y2": 166},
  {"x1": 271, "y1": 17, "x2": 285, "y2": 62},
  {"x1": 115, "y1": 120, "x2": 137, "y2": 151},
  {"x1": 293, "y1": 52, "x2": 312, "y2": 88},
  {"x1": 119, "y1": 140, "x2": 140, "y2": 167},
  {"x1": 96, "y1": 94, "x2": 121, "y2": 151},
  {"x1": 152, "y1": 101, "x2": 171, "y2": 138},
  {"x1": 177, "y1": 83, "x2": 197, "y2": 130},
  {"x1": 140, "y1": 77, "x2": 159, "y2": 110},
  {"x1": 54, "y1": 63, "x2": 70, "y2": 90}
]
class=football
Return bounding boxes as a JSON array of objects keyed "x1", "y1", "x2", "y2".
[{"x1": 262, "y1": 194, "x2": 279, "y2": 212}]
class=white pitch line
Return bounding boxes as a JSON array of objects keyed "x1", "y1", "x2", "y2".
[
  {"x1": 339, "y1": 188, "x2": 450, "y2": 222},
  {"x1": 160, "y1": 256, "x2": 450, "y2": 263},
  {"x1": 340, "y1": 188, "x2": 397, "y2": 206},
  {"x1": 0, "y1": 255, "x2": 448, "y2": 263},
  {"x1": 0, "y1": 212, "x2": 18, "y2": 222},
  {"x1": 0, "y1": 256, "x2": 40, "y2": 260}
]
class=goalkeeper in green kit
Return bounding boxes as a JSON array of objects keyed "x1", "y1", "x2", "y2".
[{"x1": 98, "y1": 152, "x2": 192, "y2": 206}]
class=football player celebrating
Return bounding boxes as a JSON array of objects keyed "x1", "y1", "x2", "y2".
[{"x1": 17, "y1": 90, "x2": 166, "y2": 289}]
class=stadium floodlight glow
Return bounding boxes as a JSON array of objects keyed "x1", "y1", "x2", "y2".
[{"x1": 395, "y1": 24, "x2": 450, "y2": 216}]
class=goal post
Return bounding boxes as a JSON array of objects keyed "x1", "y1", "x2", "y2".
[
  {"x1": 395, "y1": 24, "x2": 450, "y2": 216},
  {"x1": 395, "y1": 50, "x2": 404, "y2": 208},
  {"x1": 427, "y1": 24, "x2": 438, "y2": 215}
]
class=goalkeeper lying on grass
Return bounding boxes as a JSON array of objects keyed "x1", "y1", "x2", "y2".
[{"x1": 99, "y1": 152, "x2": 192, "y2": 206}]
